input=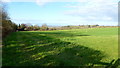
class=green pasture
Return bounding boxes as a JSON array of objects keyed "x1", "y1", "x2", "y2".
[{"x1": 3, "y1": 27, "x2": 118, "y2": 66}]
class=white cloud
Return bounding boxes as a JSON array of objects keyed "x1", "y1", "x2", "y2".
[
  {"x1": 36, "y1": 0, "x2": 52, "y2": 6},
  {"x1": 63, "y1": 0, "x2": 118, "y2": 24},
  {"x1": 35, "y1": 0, "x2": 118, "y2": 25},
  {"x1": 35, "y1": 0, "x2": 119, "y2": 6},
  {"x1": 1, "y1": 0, "x2": 11, "y2": 2},
  {"x1": 35, "y1": 0, "x2": 89, "y2": 6}
]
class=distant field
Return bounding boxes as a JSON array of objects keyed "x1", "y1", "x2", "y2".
[{"x1": 3, "y1": 27, "x2": 118, "y2": 66}]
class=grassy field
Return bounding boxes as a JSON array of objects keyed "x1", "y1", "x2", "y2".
[{"x1": 3, "y1": 27, "x2": 118, "y2": 66}]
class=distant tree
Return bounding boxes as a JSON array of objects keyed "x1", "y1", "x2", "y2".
[
  {"x1": 96, "y1": 24, "x2": 99, "y2": 26},
  {"x1": 91, "y1": 24, "x2": 99, "y2": 27},
  {"x1": 33, "y1": 25, "x2": 40, "y2": 31},
  {"x1": 20, "y1": 24, "x2": 27, "y2": 30},
  {"x1": 67, "y1": 25, "x2": 70, "y2": 27},
  {"x1": 17, "y1": 24, "x2": 21, "y2": 30},
  {"x1": 41, "y1": 23, "x2": 49, "y2": 31},
  {"x1": 26, "y1": 23, "x2": 32, "y2": 27},
  {"x1": 88, "y1": 25, "x2": 91, "y2": 28},
  {"x1": 49, "y1": 27, "x2": 56, "y2": 30},
  {"x1": 25, "y1": 25, "x2": 33, "y2": 31}
]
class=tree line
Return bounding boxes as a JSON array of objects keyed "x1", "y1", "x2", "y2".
[
  {"x1": 17, "y1": 23, "x2": 100, "y2": 31},
  {"x1": 17, "y1": 23, "x2": 49, "y2": 31},
  {"x1": 1, "y1": 4, "x2": 17, "y2": 39}
]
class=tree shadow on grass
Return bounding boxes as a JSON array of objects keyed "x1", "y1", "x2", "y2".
[
  {"x1": 29, "y1": 31, "x2": 90, "y2": 37},
  {"x1": 36, "y1": 45, "x2": 106, "y2": 66},
  {"x1": 2, "y1": 31, "x2": 109, "y2": 66}
]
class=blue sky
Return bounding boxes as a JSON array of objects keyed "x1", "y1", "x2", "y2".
[{"x1": 2, "y1": 0, "x2": 119, "y2": 26}]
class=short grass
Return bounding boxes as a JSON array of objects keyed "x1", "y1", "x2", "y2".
[{"x1": 3, "y1": 27, "x2": 118, "y2": 66}]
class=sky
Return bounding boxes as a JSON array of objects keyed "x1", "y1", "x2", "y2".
[{"x1": 1, "y1": 0, "x2": 119, "y2": 26}]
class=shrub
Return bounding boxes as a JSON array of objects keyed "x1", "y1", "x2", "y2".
[{"x1": 2, "y1": 4, "x2": 17, "y2": 38}]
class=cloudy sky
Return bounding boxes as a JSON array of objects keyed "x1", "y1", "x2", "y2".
[{"x1": 1, "y1": 0, "x2": 119, "y2": 26}]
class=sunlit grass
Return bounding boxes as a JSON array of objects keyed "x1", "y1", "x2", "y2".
[{"x1": 3, "y1": 27, "x2": 118, "y2": 66}]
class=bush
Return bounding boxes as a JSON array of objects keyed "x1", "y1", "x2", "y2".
[
  {"x1": 41, "y1": 24, "x2": 49, "y2": 31},
  {"x1": 2, "y1": 20, "x2": 17, "y2": 38},
  {"x1": 25, "y1": 26, "x2": 33, "y2": 31},
  {"x1": 2, "y1": 4, "x2": 17, "y2": 38}
]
